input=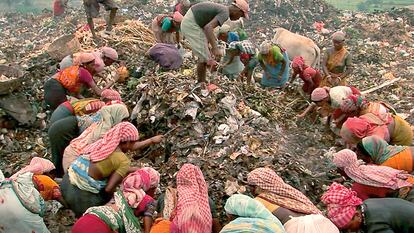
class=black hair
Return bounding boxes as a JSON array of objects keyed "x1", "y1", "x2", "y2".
[{"x1": 357, "y1": 141, "x2": 370, "y2": 156}]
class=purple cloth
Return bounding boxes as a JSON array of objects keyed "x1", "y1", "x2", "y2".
[{"x1": 148, "y1": 43, "x2": 183, "y2": 70}]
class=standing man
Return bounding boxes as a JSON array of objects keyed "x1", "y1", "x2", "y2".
[
  {"x1": 181, "y1": 0, "x2": 249, "y2": 84},
  {"x1": 83, "y1": 0, "x2": 118, "y2": 38}
]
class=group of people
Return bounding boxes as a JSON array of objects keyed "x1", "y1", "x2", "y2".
[
  {"x1": 144, "y1": 0, "x2": 357, "y2": 94},
  {"x1": 3, "y1": 0, "x2": 414, "y2": 232}
]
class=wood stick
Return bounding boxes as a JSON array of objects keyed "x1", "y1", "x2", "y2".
[{"x1": 361, "y1": 77, "x2": 402, "y2": 95}]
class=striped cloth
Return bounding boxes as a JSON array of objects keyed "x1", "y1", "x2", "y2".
[
  {"x1": 122, "y1": 167, "x2": 160, "y2": 208},
  {"x1": 221, "y1": 194, "x2": 285, "y2": 233},
  {"x1": 247, "y1": 167, "x2": 321, "y2": 215},
  {"x1": 101, "y1": 89, "x2": 122, "y2": 102},
  {"x1": 68, "y1": 104, "x2": 129, "y2": 156},
  {"x1": 333, "y1": 149, "x2": 413, "y2": 190},
  {"x1": 171, "y1": 164, "x2": 212, "y2": 233},
  {"x1": 228, "y1": 40, "x2": 256, "y2": 55},
  {"x1": 83, "y1": 122, "x2": 139, "y2": 162},
  {"x1": 361, "y1": 135, "x2": 405, "y2": 164},
  {"x1": 11, "y1": 157, "x2": 55, "y2": 179},
  {"x1": 321, "y1": 182, "x2": 362, "y2": 228}
]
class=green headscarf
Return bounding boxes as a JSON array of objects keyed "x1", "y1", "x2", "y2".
[
  {"x1": 361, "y1": 135, "x2": 406, "y2": 164},
  {"x1": 221, "y1": 194, "x2": 286, "y2": 233}
]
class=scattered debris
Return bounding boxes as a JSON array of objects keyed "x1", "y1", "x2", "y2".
[{"x1": 0, "y1": 0, "x2": 413, "y2": 231}]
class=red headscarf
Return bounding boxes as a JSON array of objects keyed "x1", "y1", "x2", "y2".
[
  {"x1": 340, "y1": 95, "x2": 367, "y2": 113},
  {"x1": 311, "y1": 87, "x2": 330, "y2": 101},
  {"x1": 292, "y1": 56, "x2": 305, "y2": 71},
  {"x1": 333, "y1": 149, "x2": 413, "y2": 190},
  {"x1": 321, "y1": 182, "x2": 362, "y2": 228},
  {"x1": 83, "y1": 122, "x2": 139, "y2": 162},
  {"x1": 11, "y1": 157, "x2": 55, "y2": 179},
  {"x1": 340, "y1": 113, "x2": 390, "y2": 144},
  {"x1": 101, "y1": 89, "x2": 122, "y2": 102},
  {"x1": 247, "y1": 167, "x2": 321, "y2": 214},
  {"x1": 171, "y1": 164, "x2": 212, "y2": 233},
  {"x1": 122, "y1": 167, "x2": 160, "y2": 208}
]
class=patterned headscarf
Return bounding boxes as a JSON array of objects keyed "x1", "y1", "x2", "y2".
[
  {"x1": 302, "y1": 67, "x2": 317, "y2": 80},
  {"x1": 221, "y1": 194, "x2": 285, "y2": 233},
  {"x1": 171, "y1": 164, "x2": 212, "y2": 233},
  {"x1": 122, "y1": 167, "x2": 160, "y2": 208},
  {"x1": 311, "y1": 87, "x2": 330, "y2": 101},
  {"x1": 247, "y1": 167, "x2": 321, "y2": 214},
  {"x1": 225, "y1": 194, "x2": 279, "y2": 221},
  {"x1": 101, "y1": 89, "x2": 122, "y2": 102},
  {"x1": 228, "y1": 40, "x2": 256, "y2": 55},
  {"x1": 83, "y1": 122, "x2": 139, "y2": 162},
  {"x1": 332, "y1": 31, "x2": 346, "y2": 42},
  {"x1": 321, "y1": 182, "x2": 362, "y2": 228},
  {"x1": 67, "y1": 104, "x2": 129, "y2": 157},
  {"x1": 78, "y1": 52, "x2": 95, "y2": 64},
  {"x1": 11, "y1": 157, "x2": 55, "y2": 179},
  {"x1": 101, "y1": 47, "x2": 118, "y2": 61},
  {"x1": 259, "y1": 40, "x2": 272, "y2": 55},
  {"x1": 340, "y1": 95, "x2": 367, "y2": 113},
  {"x1": 361, "y1": 136, "x2": 406, "y2": 164},
  {"x1": 173, "y1": 11, "x2": 184, "y2": 22},
  {"x1": 292, "y1": 56, "x2": 305, "y2": 71},
  {"x1": 340, "y1": 113, "x2": 390, "y2": 144},
  {"x1": 333, "y1": 149, "x2": 412, "y2": 190}
]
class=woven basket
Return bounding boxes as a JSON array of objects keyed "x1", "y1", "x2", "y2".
[
  {"x1": 0, "y1": 65, "x2": 24, "y2": 95},
  {"x1": 47, "y1": 34, "x2": 81, "y2": 60}
]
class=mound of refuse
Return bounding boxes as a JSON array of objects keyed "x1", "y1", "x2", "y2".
[{"x1": 0, "y1": 0, "x2": 414, "y2": 231}]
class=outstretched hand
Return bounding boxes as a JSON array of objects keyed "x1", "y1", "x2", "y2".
[{"x1": 150, "y1": 135, "x2": 164, "y2": 144}]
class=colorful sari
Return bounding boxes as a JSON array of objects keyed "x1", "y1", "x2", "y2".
[
  {"x1": 55, "y1": 66, "x2": 82, "y2": 93},
  {"x1": 32, "y1": 175, "x2": 62, "y2": 201},
  {"x1": 326, "y1": 47, "x2": 348, "y2": 74},
  {"x1": 361, "y1": 136, "x2": 406, "y2": 164},
  {"x1": 260, "y1": 51, "x2": 290, "y2": 88},
  {"x1": 171, "y1": 164, "x2": 212, "y2": 233},
  {"x1": 63, "y1": 104, "x2": 130, "y2": 171},
  {"x1": 321, "y1": 47, "x2": 350, "y2": 87},
  {"x1": 340, "y1": 113, "x2": 391, "y2": 145},
  {"x1": 85, "y1": 191, "x2": 141, "y2": 233},
  {"x1": 390, "y1": 115, "x2": 413, "y2": 146},
  {"x1": 333, "y1": 149, "x2": 413, "y2": 190},
  {"x1": 0, "y1": 171, "x2": 49, "y2": 233},
  {"x1": 247, "y1": 168, "x2": 321, "y2": 215},
  {"x1": 71, "y1": 98, "x2": 105, "y2": 116},
  {"x1": 68, "y1": 156, "x2": 107, "y2": 193},
  {"x1": 221, "y1": 194, "x2": 286, "y2": 233}
]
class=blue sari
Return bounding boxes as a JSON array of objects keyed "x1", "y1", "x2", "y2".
[{"x1": 260, "y1": 51, "x2": 290, "y2": 88}]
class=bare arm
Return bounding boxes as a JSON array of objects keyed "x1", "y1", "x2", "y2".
[
  {"x1": 212, "y1": 218, "x2": 222, "y2": 233},
  {"x1": 143, "y1": 216, "x2": 153, "y2": 233},
  {"x1": 176, "y1": 32, "x2": 180, "y2": 45},
  {"x1": 203, "y1": 18, "x2": 220, "y2": 51},
  {"x1": 105, "y1": 172, "x2": 123, "y2": 193},
  {"x1": 89, "y1": 81, "x2": 103, "y2": 96},
  {"x1": 322, "y1": 51, "x2": 330, "y2": 75},
  {"x1": 340, "y1": 54, "x2": 353, "y2": 79},
  {"x1": 131, "y1": 135, "x2": 164, "y2": 151},
  {"x1": 128, "y1": 167, "x2": 140, "y2": 173},
  {"x1": 222, "y1": 52, "x2": 236, "y2": 67},
  {"x1": 75, "y1": 93, "x2": 84, "y2": 99},
  {"x1": 297, "y1": 102, "x2": 316, "y2": 118}
]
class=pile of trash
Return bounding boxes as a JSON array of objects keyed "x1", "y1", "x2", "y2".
[
  {"x1": 112, "y1": 66, "x2": 338, "y2": 222},
  {"x1": 74, "y1": 19, "x2": 156, "y2": 63},
  {"x1": 0, "y1": 0, "x2": 413, "y2": 231}
]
